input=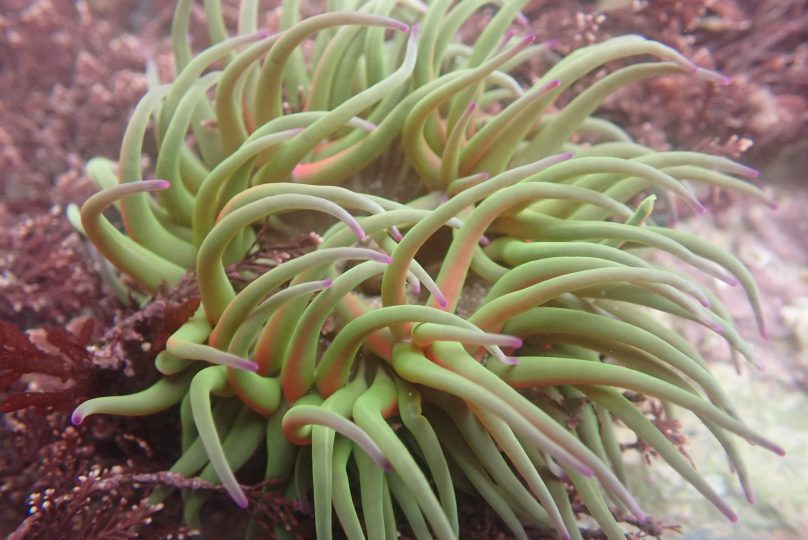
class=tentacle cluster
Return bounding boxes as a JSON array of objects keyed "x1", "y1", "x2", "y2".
[{"x1": 72, "y1": 1, "x2": 780, "y2": 539}]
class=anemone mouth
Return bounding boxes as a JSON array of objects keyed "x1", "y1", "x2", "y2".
[{"x1": 70, "y1": 2, "x2": 781, "y2": 538}]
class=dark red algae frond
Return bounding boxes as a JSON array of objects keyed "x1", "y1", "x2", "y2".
[
  {"x1": 0, "y1": 208, "x2": 119, "y2": 328},
  {"x1": 0, "y1": 319, "x2": 95, "y2": 413}
]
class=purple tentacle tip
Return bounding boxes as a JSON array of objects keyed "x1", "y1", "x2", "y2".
[
  {"x1": 743, "y1": 166, "x2": 760, "y2": 179},
  {"x1": 516, "y1": 12, "x2": 529, "y2": 26},
  {"x1": 71, "y1": 410, "x2": 84, "y2": 425},
  {"x1": 508, "y1": 337, "x2": 524, "y2": 349},
  {"x1": 352, "y1": 224, "x2": 367, "y2": 241},
  {"x1": 708, "y1": 320, "x2": 725, "y2": 335},
  {"x1": 150, "y1": 179, "x2": 171, "y2": 190},
  {"x1": 234, "y1": 492, "x2": 249, "y2": 509},
  {"x1": 256, "y1": 30, "x2": 270, "y2": 39},
  {"x1": 321, "y1": 278, "x2": 334, "y2": 288},
  {"x1": 390, "y1": 19, "x2": 410, "y2": 33},
  {"x1": 727, "y1": 509, "x2": 739, "y2": 523},
  {"x1": 502, "y1": 356, "x2": 519, "y2": 366}
]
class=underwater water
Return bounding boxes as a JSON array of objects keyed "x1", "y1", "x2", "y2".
[
  {"x1": 625, "y1": 164, "x2": 808, "y2": 539},
  {"x1": 1, "y1": 0, "x2": 806, "y2": 538}
]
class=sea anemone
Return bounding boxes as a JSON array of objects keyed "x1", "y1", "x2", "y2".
[{"x1": 71, "y1": 1, "x2": 782, "y2": 538}]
